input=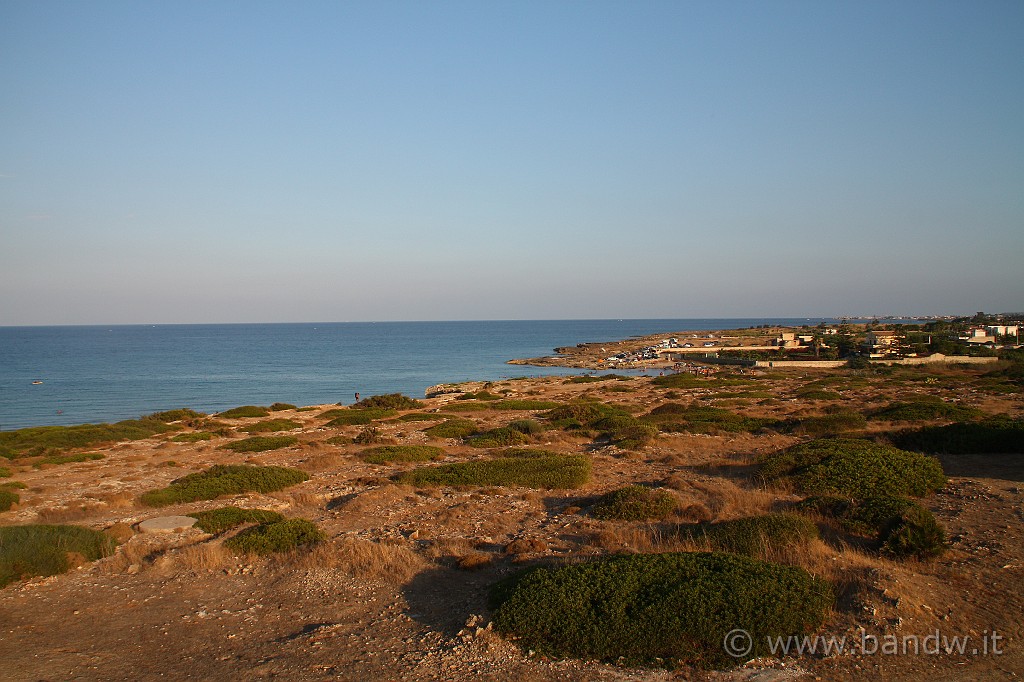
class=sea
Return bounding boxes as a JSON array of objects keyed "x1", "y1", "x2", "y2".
[{"x1": 0, "y1": 318, "x2": 883, "y2": 430}]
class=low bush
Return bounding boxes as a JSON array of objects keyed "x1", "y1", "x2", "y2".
[
  {"x1": 758, "y1": 438, "x2": 946, "y2": 498},
  {"x1": 797, "y1": 495, "x2": 945, "y2": 559},
  {"x1": 170, "y1": 431, "x2": 216, "y2": 442},
  {"x1": 490, "y1": 551, "x2": 832, "y2": 668},
  {"x1": 795, "y1": 409, "x2": 866, "y2": 436},
  {"x1": 490, "y1": 399, "x2": 562, "y2": 411},
  {"x1": 219, "y1": 435, "x2": 298, "y2": 452},
  {"x1": 140, "y1": 464, "x2": 309, "y2": 506},
  {"x1": 187, "y1": 506, "x2": 285, "y2": 534},
  {"x1": 879, "y1": 505, "x2": 946, "y2": 559},
  {"x1": 1, "y1": 524, "x2": 117, "y2": 588},
  {"x1": 396, "y1": 454, "x2": 591, "y2": 489},
  {"x1": 0, "y1": 418, "x2": 178, "y2": 459},
  {"x1": 676, "y1": 514, "x2": 819, "y2": 556},
  {"x1": 224, "y1": 518, "x2": 325, "y2": 555},
  {"x1": 353, "y1": 393, "x2": 424, "y2": 410},
  {"x1": 591, "y1": 415, "x2": 658, "y2": 449},
  {"x1": 396, "y1": 413, "x2": 444, "y2": 422},
  {"x1": 591, "y1": 485, "x2": 677, "y2": 520},
  {"x1": 795, "y1": 389, "x2": 843, "y2": 401},
  {"x1": 542, "y1": 401, "x2": 628, "y2": 429},
  {"x1": 424, "y1": 418, "x2": 478, "y2": 439},
  {"x1": 324, "y1": 408, "x2": 397, "y2": 426},
  {"x1": 890, "y1": 417, "x2": 1024, "y2": 454},
  {"x1": 33, "y1": 452, "x2": 104, "y2": 468},
  {"x1": 508, "y1": 419, "x2": 544, "y2": 435},
  {"x1": 240, "y1": 419, "x2": 301, "y2": 433},
  {"x1": 268, "y1": 402, "x2": 297, "y2": 411},
  {"x1": 0, "y1": 490, "x2": 18, "y2": 512},
  {"x1": 218, "y1": 406, "x2": 270, "y2": 419},
  {"x1": 644, "y1": 404, "x2": 777, "y2": 434},
  {"x1": 361, "y1": 445, "x2": 445, "y2": 464},
  {"x1": 440, "y1": 402, "x2": 491, "y2": 412},
  {"x1": 146, "y1": 408, "x2": 205, "y2": 423},
  {"x1": 467, "y1": 427, "x2": 531, "y2": 448},
  {"x1": 652, "y1": 373, "x2": 755, "y2": 390},
  {"x1": 869, "y1": 397, "x2": 982, "y2": 422},
  {"x1": 0, "y1": 467, "x2": 10, "y2": 478}
]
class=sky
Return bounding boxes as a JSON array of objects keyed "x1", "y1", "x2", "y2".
[{"x1": 1, "y1": 1, "x2": 1022, "y2": 325}]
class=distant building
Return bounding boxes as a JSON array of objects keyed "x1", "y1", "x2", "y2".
[
  {"x1": 959, "y1": 327, "x2": 996, "y2": 344},
  {"x1": 987, "y1": 325, "x2": 1019, "y2": 337}
]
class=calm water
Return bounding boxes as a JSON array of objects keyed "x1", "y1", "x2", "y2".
[{"x1": 0, "y1": 319, "x2": 842, "y2": 429}]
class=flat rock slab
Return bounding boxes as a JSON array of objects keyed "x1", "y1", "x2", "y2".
[{"x1": 137, "y1": 516, "x2": 198, "y2": 533}]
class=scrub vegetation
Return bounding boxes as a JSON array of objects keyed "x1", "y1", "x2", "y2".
[{"x1": 140, "y1": 464, "x2": 309, "y2": 507}]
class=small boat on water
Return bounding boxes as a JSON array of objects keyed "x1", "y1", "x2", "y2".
[{"x1": 31, "y1": 380, "x2": 43, "y2": 385}]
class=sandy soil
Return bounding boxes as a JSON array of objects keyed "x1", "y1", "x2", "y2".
[{"x1": 1, "y1": 352, "x2": 1021, "y2": 681}]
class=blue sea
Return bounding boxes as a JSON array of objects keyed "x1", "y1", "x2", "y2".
[{"x1": 1, "y1": 318, "x2": 854, "y2": 430}]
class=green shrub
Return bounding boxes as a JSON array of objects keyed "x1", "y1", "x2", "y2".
[
  {"x1": 676, "y1": 514, "x2": 819, "y2": 556},
  {"x1": 467, "y1": 427, "x2": 531, "y2": 448},
  {"x1": 240, "y1": 419, "x2": 301, "y2": 433},
  {"x1": 440, "y1": 402, "x2": 491, "y2": 412},
  {"x1": 0, "y1": 467, "x2": 10, "y2": 478},
  {"x1": 218, "y1": 406, "x2": 270, "y2": 419},
  {"x1": 490, "y1": 552, "x2": 832, "y2": 668},
  {"x1": 869, "y1": 397, "x2": 982, "y2": 422},
  {"x1": 0, "y1": 419, "x2": 177, "y2": 459},
  {"x1": 146, "y1": 408, "x2": 205, "y2": 422},
  {"x1": 324, "y1": 408, "x2": 397, "y2": 426},
  {"x1": 879, "y1": 505, "x2": 946, "y2": 559},
  {"x1": 759, "y1": 438, "x2": 946, "y2": 498},
  {"x1": 543, "y1": 402, "x2": 628, "y2": 429},
  {"x1": 796, "y1": 495, "x2": 945, "y2": 559},
  {"x1": 644, "y1": 404, "x2": 777, "y2": 434},
  {"x1": 361, "y1": 445, "x2": 445, "y2": 464},
  {"x1": 224, "y1": 518, "x2": 325, "y2": 555},
  {"x1": 0, "y1": 525, "x2": 117, "y2": 588},
  {"x1": 170, "y1": 432, "x2": 216, "y2": 442},
  {"x1": 795, "y1": 409, "x2": 866, "y2": 436},
  {"x1": 140, "y1": 464, "x2": 309, "y2": 507},
  {"x1": 424, "y1": 418, "x2": 478, "y2": 439},
  {"x1": 490, "y1": 399, "x2": 562, "y2": 411},
  {"x1": 268, "y1": 402, "x2": 297, "y2": 411},
  {"x1": 508, "y1": 419, "x2": 544, "y2": 435},
  {"x1": 890, "y1": 417, "x2": 1024, "y2": 454},
  {"x1": 593, "y1": 416, "x2": 658, "y2": 449},
  {"x1": 0, "y1": 490, "x2": 18, "y2": 512},
  {"x1": 34, "y1": 452, "x2": 104, "y2": 468},
  {"x1": 187, "y1": 506, "x2": 285, "y2": 534},
  {"x1": 219, "y1": 435, "x2": 298, "y2": 452},
  {"x1": 795, "y1": 389, "x2": 843, "y2": 401},
  {"x1": 396, "y1": 413, "x2": 444, "y2": 422},
  {"x1": 353, "y1": 393, "x2": 424, "y2": 410},
  {"x1": 396, "y1": 454, "x2": 591, "y2": 489},
  {"x1": 591, "y1": 486, "x2": 677, "y2": 520}
]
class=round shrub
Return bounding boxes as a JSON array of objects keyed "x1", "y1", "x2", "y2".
[
  {"x1": 491, "y1": 552, "x2": 833, "y2": 668},
  {"x1": 591, "y1": 485, "x2": 677, "y2": 521},
  {"x1": 219, "y1": 435, "x2": 299, "y2": 452},
  {"x1": 353, "y1": 393, "x2": 424, "y2": 410},
  {"x1": 508, "y1": 419, "x2": 544, "y2": 435},
  {"x1": 424, "y1": 418, "x2": 478, "y2": 439},
  {"x1": 467, "y1": 427, "x2": 530, "y2": 448},
  {"x1": 187, "y1": 506, "x2": 285, "y2": 534},
  {"x1": 224, "y1": 518, "x2": 325, "y2": 555},
  {"x1": 361, "y1": 445, "x2": 445, "y2": 464},
  {"x1": 759, "y1": 438, "x2": 946, "y2": 498},
  {"x1": 1, "y1": 524, "x2": 117, "y2": 588},
  {"x1": 140, "y1": 464, "x2": 309, "y2": 507},
  {"x1": 879, "y1": 505, "x2": 946, "y2": 559},
  {"x1": 218, "y1": 406, "x2": 270, "y2": 419}
]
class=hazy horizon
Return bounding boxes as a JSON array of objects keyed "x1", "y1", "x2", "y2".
[{"x1": 3, "y1": 2, "x2": 1022, "y2": 326}]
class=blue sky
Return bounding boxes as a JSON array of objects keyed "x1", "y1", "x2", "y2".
[{"x1": 2, "y1": 1, "x2": 1022, "y2": 324}]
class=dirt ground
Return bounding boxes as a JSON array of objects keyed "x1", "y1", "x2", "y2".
[{"x1": 1, "y1": 353, "x2": 1022, "y2": 681}]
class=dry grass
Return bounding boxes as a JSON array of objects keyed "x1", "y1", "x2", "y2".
[
  {"x1": 661, "y1": 475, "x2": 777, "y2": 519},
  {"x1": 303, "y1": 536, "x2": 426, "y2": 584},
  {"x1": 336, "y1": 485, "x2": 415, "y2": 514},
  {"x1": 174, "y1": 542, "x2": 233, "y2": 572}
]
